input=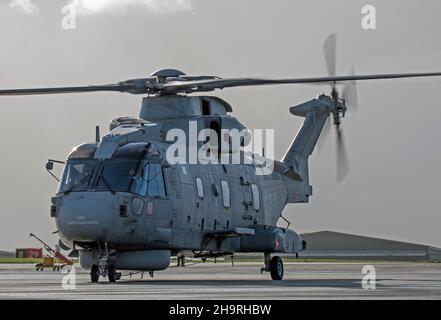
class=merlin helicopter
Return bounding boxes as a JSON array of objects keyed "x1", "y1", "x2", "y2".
[{"x1": 2, "y1": 35, "x2": 441, "y2": 282}]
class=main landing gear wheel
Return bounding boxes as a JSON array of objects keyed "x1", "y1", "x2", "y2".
[
  {"x1": 269, "y1": 256, "x2": 284, "y2": 280},
  {"x1": 90, "y1": 265, "x2": 99, "y2": 283},
  {"x1": 108, "y1": 264, "x2": 116, "y2": 283}
]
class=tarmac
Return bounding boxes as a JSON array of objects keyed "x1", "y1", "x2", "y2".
[{"x1": 0, "y1": 262, "x2": 440, "y2": 299}]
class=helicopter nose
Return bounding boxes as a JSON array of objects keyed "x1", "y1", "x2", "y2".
[{"x1": 55, "y1": 192, "x2": 116, "y2": 242}]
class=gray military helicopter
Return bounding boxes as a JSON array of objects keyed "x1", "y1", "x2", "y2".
[{"x1": 2, "y1": 35, "x2": 441, "y2": 282}]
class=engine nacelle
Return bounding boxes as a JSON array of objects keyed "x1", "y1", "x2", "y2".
[{"x1": 79, "y1": 250, "x2": 171, "y2": 271}]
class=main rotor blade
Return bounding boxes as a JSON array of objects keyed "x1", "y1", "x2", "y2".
[
  {"x1": 323, "y1": 33, "x2": 337, "y2": 77},
  {"x1": 162, "y1": 71, "x2": 441, "y2": 94},
  {"x1": 0, "y1": 77, "x2": 160, "y2": 96},
  {"x1": 336, "y1": 128, "x2": 349, "y2": 182},
  {"x1": 2, "y1": 71, "x2": 441, "y2": 96},
  {"x1": 0, "y1": 84, "x2": 134, "y2": 96}
]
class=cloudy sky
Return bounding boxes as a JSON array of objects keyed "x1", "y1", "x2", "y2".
[{"x1": 0, "y1": 0, "x2": 440, "y2": 250}]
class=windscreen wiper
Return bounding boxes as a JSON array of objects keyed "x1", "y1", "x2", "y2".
[
  {"x1": 98, "y1": 173, "x2": 116, "y2": 195},
  {"x1": 64, "y1": 172, "x2": 93, "y2": 195}
]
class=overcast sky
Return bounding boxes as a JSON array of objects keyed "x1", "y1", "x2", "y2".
[{"x1": 0, "y1": 0, "x2": 440, "y2": 250}]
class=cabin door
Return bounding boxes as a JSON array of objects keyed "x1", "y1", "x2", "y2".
[{"x1": 239, "y1": 165, "x2": 256, "y2": 223}]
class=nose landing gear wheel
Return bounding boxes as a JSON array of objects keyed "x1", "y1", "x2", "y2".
[
  {"x1": 90, "y1": 265, "x2": 99, "y2": 283},
  {"x1": 108, "y1": 264, "x2": 116, "y2": 283},
  {"x1": 269, "y1": 256, "x2": 284, "y2": 280}
]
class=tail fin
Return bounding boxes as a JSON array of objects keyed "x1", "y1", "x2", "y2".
[{"x1": 282, "y1": 95, "x2": 331, "y2": 202}]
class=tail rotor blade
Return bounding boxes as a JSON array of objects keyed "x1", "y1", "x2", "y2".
[
  {"x1": 342, "y1": 66, "x2": 358, "y2": 111},
  {"x1": 336, "y1": 128, "x2": 349, "y2": 182},
  {"x1": 323, "y1": 33, "x2": 337, "y2": 77}
]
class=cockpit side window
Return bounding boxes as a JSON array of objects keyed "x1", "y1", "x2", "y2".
[
  {"x1": 132, "y1": 163, "x2": 167, "y2": 198},
  {"x1": 147, "y1": 163, "x2": 167, "y2": 197}
]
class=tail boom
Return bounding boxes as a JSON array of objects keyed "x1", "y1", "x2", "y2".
[{"x1": 282, "y1": 95, "x2": 331, "y2": 203}]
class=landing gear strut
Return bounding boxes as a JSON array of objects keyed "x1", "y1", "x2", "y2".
[
  {"x1": 90, "y1": 243, "x2": 121, "y2": 283},
  {"x1": 108, "y1": 264, "x2": 116, "y2": 283},
  {"x1": 177, "y1": 255, "x2": 186, "y2": 267},
  {"x1": 90, "y1": 265, "x2": 99, "y2": 283},
  {"x1": 261, "y1": 253, "x2": 284, "y2": 280},
  {"x1": 269, "y1": 256, "x2": 284, "y2": 280},
  {"x1": 90, "y1": 263, "x2": 121, "y2": 283}
]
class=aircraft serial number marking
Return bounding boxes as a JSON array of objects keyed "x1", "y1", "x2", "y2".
[{"x1": 66, "y1": 220, "x2": 98, "y2": 225}]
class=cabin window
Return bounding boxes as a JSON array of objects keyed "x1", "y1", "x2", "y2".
[
  {"x1": 251, "y1": 184, "x2": 260, "y2": 211},
  {"x1": 202, "y1": 99, "x2": 210, "y2": 115},
  {"x1": 195, "y1": 177, "x2": 204, "y2": 199},
  {"x1": 221, "y1": 180, "x2": 231, "y2": 208}
]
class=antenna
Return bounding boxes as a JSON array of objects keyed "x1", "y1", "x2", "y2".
[{"x1": 95, "y1": 125, "x2": 100, "y2": 143}]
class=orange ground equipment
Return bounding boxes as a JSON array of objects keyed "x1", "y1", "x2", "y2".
[{"x1": 30, "y1": 233, "x2": 73, "y2": 271}]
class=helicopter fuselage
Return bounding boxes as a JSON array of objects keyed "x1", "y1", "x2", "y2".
[{"x1": 49, "y1": 93, "x2": 331, "y2": 276}]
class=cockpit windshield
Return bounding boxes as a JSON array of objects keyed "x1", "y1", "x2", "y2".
[
  {"x1": 58, "y1": 159, "x2": 167, "y2": 197},
  {"x1": 58, "y1": 142, "x2": 167, "y2": 195},
  {"x1": 95, "y1": 160, "x2": 141, "y2": 193}
]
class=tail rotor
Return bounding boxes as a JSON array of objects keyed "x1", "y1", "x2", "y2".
[{"x1": 321, "y1": 33, "x2": 358, "y2": 182}]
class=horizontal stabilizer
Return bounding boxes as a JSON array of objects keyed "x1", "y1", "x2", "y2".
[{"x1": 274, "y1": 160, "x2": 303, "y2": 182}]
